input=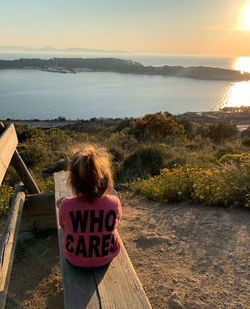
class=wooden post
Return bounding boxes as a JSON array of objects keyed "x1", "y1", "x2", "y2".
[
  {"x1": 0, "y1": 182, "x2": 25, "y2": 309},
  {"x1": 0, "y1": 122, "x2": 40, "y2": 194},
  {"x1": 0, "y1": 123, "x2": 18, "y2": 185},
  {"x1": 11, "y1": 151, "x2": 41, "y2": 194}
]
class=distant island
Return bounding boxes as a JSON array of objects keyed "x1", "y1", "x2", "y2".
[
  {"x1": 0, "y1": 57, "x2": 250, "y2": 81},
  {"x1": 0, "y1": 45, "x2": 127, "y2": 53}
]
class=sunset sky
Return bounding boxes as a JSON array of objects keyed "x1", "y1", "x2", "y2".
[{"x1": 1, "y1": 0, "x2": 250, "y2": 56}]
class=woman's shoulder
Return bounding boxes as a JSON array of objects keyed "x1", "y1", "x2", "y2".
[
  {"x1": 103, "y1": 192, "x2": 120, "y2": 202},
  {"x1": 61, "y1": 196, "x2": 76, "y2": 204},
  {"x1": 60, "y1": 196, "x2": 81, "y2": 210},
  {"x1": 99, "y1": 193, "x2": 121, "y2": 208}
]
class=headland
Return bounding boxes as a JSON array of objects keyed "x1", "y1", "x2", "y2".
[{"x1": 1, "y1": 58, "x2": 250, "y2": 81}]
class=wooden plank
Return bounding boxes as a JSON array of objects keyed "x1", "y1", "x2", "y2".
[
  {"x1": 20, "y1": 193, "x2": 56, "y2": 230},
  {"x1": 0, "y1": 122, "x2": 40, "y2": 194},
  {"x1": 0, "y1": 183, "x2": 25, "y2": 309},
  {"x1": 54, "y1": 171, "x2": 151, "y2": 309},
  {"x1": 95, "y1": 236, "x2": 152, "y2": 309},
  {"x1": 54, "y1": 172, "x2": 100, "y2": 309},
  {"x1": 0, "y1": 124, "x2": 18, "y2": 185},
  {"x1": 23, "y1": 193, "x2": 55, "y2": 217}
]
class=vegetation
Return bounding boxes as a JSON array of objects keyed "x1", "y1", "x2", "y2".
[
  {"x1": 1, "y1": 112, "x2": 249, "y2": 215},
  {"x1": 207, "y1": 121, "x2": 237, "y2": 143},
  {"x1": 1, "y1": 58, "x2": 250, "y2": 81}
]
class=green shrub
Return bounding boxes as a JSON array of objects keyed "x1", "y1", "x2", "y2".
[
  {"x1": 15, "y1": 125, "x2": 43, "y2": 143},
  {"x1": 207, "y1": 121, "x2": 237, "y2": 142},
  {"x1": 115, "y1": 145, "x2": 166, "y2": 182},
  {"x1": 108, "y1": 131, "x2": 137, "y2": 152},
  {"x1": 178, "y1": 118, "x2": 195, "y2": 139},
  {"x1": 0, "y1": 184, "x2": 14, "y2": 215},
  {"x1": 113, "y1": 118, "x2": 134, "y2": 132},
  {"x1": 109, "y1": 146, "x2": 124, "y2": 162},
  {"x1": 3, "y1": 166, "x2": 19, "y2": 187},
  {"x1": 57, "y1": 116, "x2": 66, "y2": 121},
  {"x1": 18, "y1": 142, "x2": 48, "y2": 168},
  {"x1": 85, "y1": 125, "x2": 113, "y2": 136}
]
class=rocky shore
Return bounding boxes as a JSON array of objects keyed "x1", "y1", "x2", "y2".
[{"x1": 4, "y1": 109, "x2": 250, "y2": 133}]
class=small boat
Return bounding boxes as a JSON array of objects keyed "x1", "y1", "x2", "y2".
[{"x1": 40, "y1": 67, "x2": 76, "y2": 73}]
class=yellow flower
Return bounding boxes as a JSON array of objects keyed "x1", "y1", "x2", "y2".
[
  {"x1": 193, "y1": 184, "x2": 197, "y2": 188},
  {"x1": 205, "y1": 185, "x2": 210, "y2": 190},
  {"x1": 199, "y1": 195, "x2": 204, "y2": 200}
]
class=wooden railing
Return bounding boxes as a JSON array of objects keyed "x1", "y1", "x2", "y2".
[{"x1": 0, "y1": 123, "x2": 43, "y2": 309}]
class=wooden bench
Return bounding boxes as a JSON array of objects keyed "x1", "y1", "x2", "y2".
[
  {"x1": 54, "y1": 171, "x2": 152, "y2": 309},
  {"x1": 0, "y1": 123, "x2": 42, "y2": 309}
]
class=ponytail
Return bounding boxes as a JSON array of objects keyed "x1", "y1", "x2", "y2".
[{"x1": 69, "y1": 145, "x2": 113, "y2": 203}]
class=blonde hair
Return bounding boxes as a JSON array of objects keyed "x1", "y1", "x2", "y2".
[{"x1": 69, "y1": 144, "x2": 113, "y2": 203}]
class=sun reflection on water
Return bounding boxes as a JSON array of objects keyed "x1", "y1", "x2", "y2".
[
  {"x1": 218, "y1": 57, "x2": 250, "y2": 109},
  {"x1": 220, "y1": 81, "x2": 250, "y2": 108}
]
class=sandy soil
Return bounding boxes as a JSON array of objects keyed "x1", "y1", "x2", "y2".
[
  {"x1": 3, "y1": 193, "x2": 250, "y2": 309},
  {"x1": 119, "y1": 194, "x2": 250, "y2": 309}
]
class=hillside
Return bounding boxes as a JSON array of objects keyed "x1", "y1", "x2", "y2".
[{"x1": 0, "y1": 57, "x2": 250, "y2": 81}]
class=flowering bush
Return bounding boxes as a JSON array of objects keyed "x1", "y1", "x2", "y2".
[
  {"x1": 132, "y1": 113, "x2": 186, "y2": 141},
  {"x1": 131, "y1": 156, "x2": 250, "y2": 208},
  {"x1": 39, "y1": 176, "x2": 55, "y2": 194}
]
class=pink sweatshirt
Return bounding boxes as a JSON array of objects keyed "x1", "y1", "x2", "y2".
[{"x1": 59, "y1": 194, "x2": 122, "y2": 267}]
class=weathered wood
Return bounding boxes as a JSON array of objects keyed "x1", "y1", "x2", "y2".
[
  {"x1": 11, "y1": 151, "x2": 41, "y2": 194},
  {"x1": 20, "y1": 193, "x2": 56, "y2": 230},
  {"x1": 0, "y1": 122, "x2": 40, "y2": 194},
  {"x1": 0, "y1": 183, "x2": 25, "y2": 309},
  {"x1": 54, "y1": 171, "x2": 151, "y2": 309},
  {"x1": 54, "y1": 172, "x2": 100, "y2": 309},
  {"x1": 23, "y1": 193, "x2": 55, "y2": 216},
  {"x1": 0, "y1": 123, "x2": 18, "y2": 185},
  {"x1": 95, "y1": 234, "x2": 152, "y2": 309}
]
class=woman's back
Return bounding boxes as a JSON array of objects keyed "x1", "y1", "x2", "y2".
[
  {"x1": 59, "y1": 194, "x2": 122, "y2": 267},
  {"x1": 58, "y1": 144, "x2": 122, "y2": 268}
]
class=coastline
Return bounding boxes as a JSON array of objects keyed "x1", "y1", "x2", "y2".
[
  {"x1": 1, "y1": 58, "x2": 250, "y2": 81},
  {"x1": 3, "y1": 110, "x2": 250, "y2": 134}
]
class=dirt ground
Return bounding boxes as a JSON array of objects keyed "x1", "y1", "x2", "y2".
[{"x1": 2, "y1": 193, "x2": 250, "y2": 309}]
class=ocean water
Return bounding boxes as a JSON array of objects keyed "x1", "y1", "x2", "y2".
[{"x1": 0, "y1": 53, "x2": 249, "y2": 120}]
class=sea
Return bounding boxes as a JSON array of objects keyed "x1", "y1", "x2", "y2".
[{"x1": 0, "y1": 52, "x2": 250, "y2": 120}]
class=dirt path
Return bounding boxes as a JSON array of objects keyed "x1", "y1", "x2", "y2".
[
  {"x1": 4, "y1": 193, "x2": 250, "y2": 308},
  {"x1": 119, "y1": 194, "x2": 250, "y2": 309}
]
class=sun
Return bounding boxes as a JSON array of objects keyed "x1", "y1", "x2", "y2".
[
  {"x1": 233, "y1": 1, "x2": 250, "y2": 30},
  {"x1": 242, "y1": 2, "x2": 250, "y2": 30}
]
